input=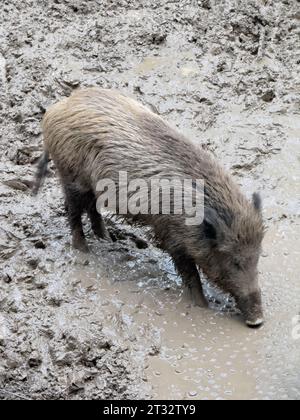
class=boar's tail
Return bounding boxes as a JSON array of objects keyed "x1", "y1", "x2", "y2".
[{"x1": 32, "y1": 150, "x2": 50, "y2": 195}]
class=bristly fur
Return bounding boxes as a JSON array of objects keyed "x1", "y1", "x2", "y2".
[{"x1": 36, "y1": 87, "x2": 265, "y2": 326}]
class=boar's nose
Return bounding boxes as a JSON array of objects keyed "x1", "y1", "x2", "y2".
[
  {"x1": 245, "y1": 318, "x2": 264, "y2": 329},
  {"x1": 236, "y1": 290, "x2": 264, "y2": 329}
]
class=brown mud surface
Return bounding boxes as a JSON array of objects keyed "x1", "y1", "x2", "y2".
[{"x1": 0, "y1": 0, "x2": 299, "y2": 400}]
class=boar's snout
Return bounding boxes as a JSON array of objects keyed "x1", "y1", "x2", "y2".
[{"x1": 236, "y1": 290, "x2": 264, "y2": 329}]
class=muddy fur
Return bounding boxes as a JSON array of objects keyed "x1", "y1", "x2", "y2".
[{"x1": 35, "y1": 88, "x2": 265, "y2": 326}]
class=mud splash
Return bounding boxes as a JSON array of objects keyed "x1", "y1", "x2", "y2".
[{"x1": 1, "y1": 0, "x2": 299, "y2": 400}]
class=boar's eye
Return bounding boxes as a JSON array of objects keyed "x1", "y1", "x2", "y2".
[
  {"x1": 203, "y1": 219, "x2": 217, "y2": 240},
  {"x1": 234, "y1": 262, "x2": 242, "y2": 270}
]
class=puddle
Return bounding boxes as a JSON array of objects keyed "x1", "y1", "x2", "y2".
[{"x1": 57, "y1": 213, "x2": 299, "y2": 401}]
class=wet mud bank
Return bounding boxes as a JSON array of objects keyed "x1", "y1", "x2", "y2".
[{"x1": 0, "y1": 0, "x2": 299, "y2": 400}]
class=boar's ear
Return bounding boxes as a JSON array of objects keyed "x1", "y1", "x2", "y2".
[
  {"x1": 252, "y1": 193, "x2": 262, "y2": 213},
  {"x1": 202, "y1": 208, "x2": 219, "y2": 241}
]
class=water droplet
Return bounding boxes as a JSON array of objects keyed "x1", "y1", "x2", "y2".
[{"x1": 189, "y1": 390, "x2": 198, "y2": 397}]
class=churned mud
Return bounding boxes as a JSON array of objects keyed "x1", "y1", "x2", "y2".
[{"x1": 0, "y1": 0, "x2": 299, "y2": 400}]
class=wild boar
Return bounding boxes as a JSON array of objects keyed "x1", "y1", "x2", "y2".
[{"x1": 34, "y1": 88, "x2": 265, "y2": 328}]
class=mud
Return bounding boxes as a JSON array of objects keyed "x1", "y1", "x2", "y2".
[{"x1": 0, "y1": 0, "x2": 299, "y2": 400}]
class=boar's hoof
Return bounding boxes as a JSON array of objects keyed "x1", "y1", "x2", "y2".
[
  {"x1": 94, "y1": 227, "x2": 112, "y2": 242},
  {"x1": 72, "y1": 238, "x2": 89, "y2": 253},
  {"x1": 190, "y1": 287, "x2": 208, "y2": 308},
  {"x1": 245, "y1": 318, "x2": 264, "y2": 329},
  {"x1": 74, "y1": 243, "x2": 89, "y2": 253}
]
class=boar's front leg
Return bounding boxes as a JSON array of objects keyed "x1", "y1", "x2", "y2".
[{"x1": 171, "y1": 251, "x2": 207, "y2": 307}]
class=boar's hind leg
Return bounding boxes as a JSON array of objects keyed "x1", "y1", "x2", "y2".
[
  {"x1": 64, "y1": 183, "x2": 89, "y2": 252},
  {"x1": 172, "y1": 251, "x2": 207, "y2": 308},
  {"x1": 86, "y1": 192, "x2": 110, "y2": 241}
]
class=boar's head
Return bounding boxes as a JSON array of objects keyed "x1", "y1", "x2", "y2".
[{"x1": 196, "y1": 193, "x2": 265, "y2": 328}]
